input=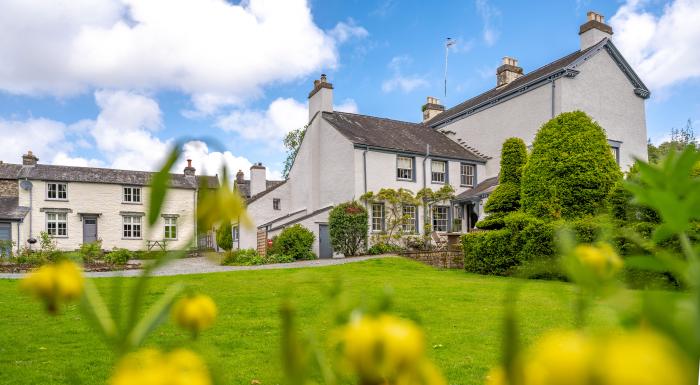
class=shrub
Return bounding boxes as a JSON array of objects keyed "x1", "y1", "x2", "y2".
[
  {"x1": 521, "y1": 111, "x2": 622, "y2": 220},
  {"x1": 222, "y1": 249, "x2": 295, "y2": 266},
  {"x1": 216, "y1": 223, "x2": 233, "y2": 252},
  {"x1": 367, "y1": 242, "x2": 404, "y2": 255},
  {"x1": 475, "y1": 215, "x2": 506, "y2": 230},
  {"x1": 275, "y1": 224, "x2": 316, "y2": 260},
  {"x1": 483, "y1": 138, "x2": 528, "y2": 227},
  {"x1": 0, "y1": 240, "x2": 14, "y2": 258},
  {"x1": 79, "y1": 240, "x2": 103, "y2": 263},
  {"x1": 484, "y1": 182, "x2": 521, "y2": 214},
  {"x1": 106, "y1": 248, "x2": 132, "y2": 265},
  {"x1": 462, "y1": 229, "x2": 518, "y2": 275},
  {"x1": 329, "y1": 202, "x2": 368, "y2": 256}
]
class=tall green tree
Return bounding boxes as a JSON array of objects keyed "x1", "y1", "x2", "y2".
[
  {"x1": 521, "y1": 111, "x2": 622, "y2": 220},
  {"x1": 484, "y1": 137, "x2": 527, "y2": 216},
  {"x1": 216, "y1": 222, "x2": 233, "y2": 252},
  {"x1": 282, "y1": 126, "x2": 306, "y2": 178},
  {"x1": 648, "y1": 118, "x2": 697, "y2": 164}
]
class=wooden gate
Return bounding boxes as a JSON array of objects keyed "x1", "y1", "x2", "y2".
[{"x1": 256, "y1": 229, "x2": 267, "y2": 256}]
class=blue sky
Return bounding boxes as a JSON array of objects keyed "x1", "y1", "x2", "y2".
[{"x1": 0, "y1": 0, "x2": 698, "y2": 179}]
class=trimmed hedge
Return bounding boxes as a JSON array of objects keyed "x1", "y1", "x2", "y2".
[
  {"x1": 521, "y1": 111, "x2": 622, "y2": 220},
  {"x1": 484, "y1": 182, "x2": 520, "y2": 214},
  {"x1": 274, "y1": 224, "x2": 316, "y2": 260},
  {"x1": 329, "y1": 201, "x2": 368, "y2": 256},
  {"x1": 483, "y1": 138, "x2": 527, "y2": 226},
  {"x1": 499, "y1": 137, "x2": 528, "y2": 185},
  {"x1": 216, "y1": 222, "x2": 233, "y2": 251},
  {"x1": 462, "y1": 229, "x2": 517, "y2": 275}
]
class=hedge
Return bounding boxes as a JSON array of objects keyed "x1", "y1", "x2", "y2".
[
  {"x1": 328, "y1": 201, "x2": 368, "y2": 256},
  {"x1": 462, "y1": 229, "x2": 517, "y2": 275},
  {"x1": 273, "y1": 224, "x2": 316, "y2": 260},
  {"x1": 521, "y1": 111, "x2": 622, "y2": 220},
  {"x1": 483, "y1": 138, "x2": 527, "y2": 224}
]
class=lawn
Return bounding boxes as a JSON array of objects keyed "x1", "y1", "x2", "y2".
[{"x1": 0, "y1": 257, "x2": 619, "y2": 385}]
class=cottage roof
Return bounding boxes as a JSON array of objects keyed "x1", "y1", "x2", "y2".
[
  {"x1": 0, "y1": 197, "x2": 29, "y2": 221},
  {"x1": 322, "y1": 111, "x2": 486, "y2": 162},
  {"x1": 454, "y1": 176, "x2": 499, "y2": 202}
]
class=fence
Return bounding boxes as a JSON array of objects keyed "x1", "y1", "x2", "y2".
[{"x1": 400, "y1": 250, "x2": 464, "y2": 269}]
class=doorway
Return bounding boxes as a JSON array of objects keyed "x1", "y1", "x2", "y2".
[
  {"x1": 83, "y1": 216, "x2": 98, "y2": 244},
  {"x1": 318, "y1": 224, "x2": 332, "y2": 259}
]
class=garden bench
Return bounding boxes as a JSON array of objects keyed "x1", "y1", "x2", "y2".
[
  {"x1": 430, "y1": 232, "x2": 448, "y2": 250},
  {"x1": 147, "y1": 240, "x2": 167, "y2": 251}
]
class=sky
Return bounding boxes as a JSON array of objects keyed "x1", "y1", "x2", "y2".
[{"x1": 0, "y1": 0, "x2": 698, "y2": 179}]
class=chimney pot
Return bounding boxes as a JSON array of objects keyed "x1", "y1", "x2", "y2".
[
  {"x1": 496, "y1": 57, "x2": 524, "y2": 88},
  {"x1": 579, "y1": 11, "x2": 613, "y2": 50},
  {"x1": 236, "y1": 169, "x2": 245, "y2": 185},
  {"x1": 249, "y1": 163, "x2": 267, "y2": 196},
  {"x1": 22, "y1": 150, "x2": 39, "y2": 166},
  {"x1": 422, "y1": 96, "x2": 445, "y2": 123},
  {"x1": 308, "y1": 74, "x2": 334, "y2": 120},
  {"x1": 183, "y1": 159, "x2": 196, "y2": 176}
]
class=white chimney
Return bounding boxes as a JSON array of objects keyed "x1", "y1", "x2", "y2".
[
  {"x1": 579, "y1": 11, "x2": 613, "y2": 50},
  {"x1": 308, "y1": 74, "x2": 333, "y2": 121},
  {"x1": 496, "y1": 57, "x2": 523, "y2": 89},
  {"x1": 249, "y1": 163, "x2": 266, "y2": 196},
  {"x1": 421, "y1": 96, "x2": 445, "y2": 122}
]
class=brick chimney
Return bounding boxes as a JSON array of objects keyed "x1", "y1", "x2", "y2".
[
  {"x1": 22, "y1": 150, "x2": 38, "y2": 166},
  {"x1": 183, "y1": 159, "x2": 196, "y2": 176},
  {"x1": 249, "y1": 163, "x2": 266, "y2": 196},
  {"x1": 496, "y1": 57, "x2": 523, "y2": 89},
  {"x1": 236, "y1": 169, "x2": 245, "y2": 185},
  {"x1": 579, "y1": 11, "x2": 613, "y2": 50},
  {"x1": 422, "y1": 96, "x2": 445, "y2": 122},
  {"x1": 308, "y1": 74, "x2": 333, "y2": 121}
]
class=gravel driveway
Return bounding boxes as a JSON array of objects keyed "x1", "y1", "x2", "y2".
[{"x1": 0, "y1": 254, "x2": 391, "y2": 279}]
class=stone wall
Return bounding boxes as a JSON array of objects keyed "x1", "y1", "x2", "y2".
[
  {"x1": 401, "y1": 250, "x2": 464, "y2": 269},
  {"x1": 0, "y1": 180, "x2": 18, "y2": 198}
]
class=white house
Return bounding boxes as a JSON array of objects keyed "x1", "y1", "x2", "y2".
[
  {"x1": 0, "y1": 152, "x2": 218, "y2": 253},
  {"x1": 235, "y1": 11, "x2": 649, "y2": 258}
]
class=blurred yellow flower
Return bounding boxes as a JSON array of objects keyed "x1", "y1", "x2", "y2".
[
  {"x1": 597, "y1": 330, "x2": 692, "y2": 385},
  {"x1": 172, "y1": 294, "x2": 218, "y2": 335},
  {"x1": 574, "y1": 243, "x2": 622, "y2": 278},
  {"x1": 20, "y1": 260, "x2": 84, "y2": 313},
  {"x1": 525, "y1": 330, "x2": 593, "y2": 385},
  {"x1": 110, "y1": 348, "x2": 211, "y2": 385},
  {"x1": 340, "y1": 314, "x2": 427, "y2": 382}
]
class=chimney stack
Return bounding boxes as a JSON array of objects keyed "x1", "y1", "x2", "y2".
[
  {"x1": 183, "y1": 159, "x2": 196, "y2": 176},
  {"x1": 235, "y1": 169, "x2": 245, "y2": 185},
  {"x1": 308, "y1": 74, "x2": 333, "y2": 121},
  {"x1": 421, "y1": 96, "x2": 445, "y2": 122},
  {"x1": 496, "y1": 57, "x2": 523, "y2": 89},
  {"x1": 22, "y1": 150, "x2": 38, "y2": 166},
  {"x1": 249, "y1": 162, "x2": 266, "y2": 196},
  {"x1": 579, "y1": 11, "x2": 613, "y2": 50}
]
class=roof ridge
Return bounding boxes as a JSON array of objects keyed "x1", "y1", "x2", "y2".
[
  {"x1": 0, "y1": 161, "x2": 219, "y2": 179},
  {"x1": 328, "y1": 110, "x2": 424, "y2": 127}
]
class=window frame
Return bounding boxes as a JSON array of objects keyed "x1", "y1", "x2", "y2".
[
  {"x1": 163, "y1": 216, "x2": 177, "y2": 240},
  {"x1": 432, "y1": 205, "x2": 449, "y2": 233},
  {"x1": 430, "y1": 159, "x2": 448, "y2": 184},
  {"x1": 122, "y1": 186, "x2": 143, "y2": 204},
  {"x1": 122, "y1": 215, "x2": 143, "y2": 240},
  {"x1": 401, "y1": 204, "x2": 418, "y2": 233},
  {"x1": 371, "y1": 203, "x2": 385, "y2": 232},
  {"x1": 396, "y1": 155, "x2": 415, "y2": 181},
  {"x1": 460, "y1": 163, "x2": 476, "y2": 187},
  {"x1": 46, "y1": 212, "x2": 68, "y2": 237},
  {"x1": 232, "y1": 225, "x2": 239, "y2": 243},
  {"x1": 46, "y1": 182, "x2": 68, "y2": 201},
  {"x1": 273, "y1": 198, "x2": 281, "y2": 211}
]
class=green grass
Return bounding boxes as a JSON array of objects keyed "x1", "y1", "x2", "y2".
[{"x1": 0, "y1": 257, "x2": 620, "y2": 384}]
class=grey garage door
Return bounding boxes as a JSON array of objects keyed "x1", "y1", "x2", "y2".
[{"x1": 0, "y1": 222, "x2": 10, "y2": 257}]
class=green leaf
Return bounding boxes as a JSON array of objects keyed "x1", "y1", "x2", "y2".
[
  {"x1": 624, "y1": 256, "x2": 670, "y2": 272},
  {"x1": 148, "y1": 146, "x2": 181, "y2": 226},
  {"x1": 81, "y1": 279, "x2": 117, "y2": 342},
  {"x1": 126, "y1": 282, "x2": 184, "y2": 349}
]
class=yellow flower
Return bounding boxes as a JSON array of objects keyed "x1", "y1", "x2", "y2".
[
  {"x1": 574, "y1": 243, "x2": 622, "y2": 279},
  {"x1": 597, "y1": 330, "x2": 692, "y2": 385},
  {"x1": 525, "y1": 330, "x2": 593, "y2": 385},
  {"x1": 394, "y1": 360, "x2": 447, "y2": 385},
  {"x1": 20, "y1": 260, "x2": 84, "y2": 313},
  {"x1": 484, "y1": 366, "x2": 506, "y2": 385},
  {"x1": 340, "y1": 314, "x2": 426, "y2": 381},
  {"x1": 172, "y1": 294, "x2": 218, "y2": 335},
  {"x1": 110, "y1": 348, "x2": 212, "y2": 385}
]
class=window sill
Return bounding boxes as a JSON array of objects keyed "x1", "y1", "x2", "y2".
[
  {"x1": 121, "y1": 202, "x2": 143, "y2": 205},
  {"x1": 49, "y1": 236, "x2": 68, "y2": 239},
  {"x1": 431, "y1": 181, "x2": 446, "y2": 185},
  {"x1": 121, "y1": 238, "x2": 143, "y2": 240},
  {"x1": 45, "y1": 199, "x2": 69, "y2": 202},
  {"x1": 396, "y1": 178, "x2": 414, "y2": 182}
]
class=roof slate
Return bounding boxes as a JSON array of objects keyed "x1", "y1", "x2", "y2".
[
  {"x1": 235, "y1": 180, "x2": 285, "y2": 200},
  {"x1": 455, "y1": 176, "x2": 499, "y2": 201},
  {"x1": 0, "y1": 163, "x2": 219, "y2": 190},
  {"x1": 322, "y1": 111, "x2": 485, "y2": 162},
  {"x1": 0, "y1": 197, "x2": 29, "y2": 221}
]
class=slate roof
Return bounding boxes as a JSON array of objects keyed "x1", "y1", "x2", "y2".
[
  {"x1": 0, "y1": 163, "x2": 219, "y2": 190},
  {"x1": 0, "y1": 197, "x2": 29, "y2": 221},
  {"x1": 454, "y1": 176, "x2": 499, "y2": 202},
  {"x1": 322, "y1": 111, "x2": 486, "y2": 162},
  {"x1": 246, "y1": 180, "x2": 287, "y2": 204},
  {"x1": 236, "y1": 180, "x2": 286, "y2": 201}
]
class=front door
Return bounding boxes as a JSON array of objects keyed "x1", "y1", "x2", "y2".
[
  {"x1": 83, "y1": 217, "x2": 98, "y2": 244},
  {"x1": 0, "y1": 222, "x2": 11, "y2": 257},
  {"x1": 318, "y1": 224, "x2": 332, "y2": 259}
]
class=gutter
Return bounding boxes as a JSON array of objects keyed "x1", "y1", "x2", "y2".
[
  {"x1": 363, "y1": 145, "x2": 368, "y2": 195},
  {"x1": 551, "y1": 79, "x2": 556, "y2": 118}
]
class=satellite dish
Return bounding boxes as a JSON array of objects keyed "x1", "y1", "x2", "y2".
[{"x1": 20, "y1": 180, "x2": 33, "y2": 191}]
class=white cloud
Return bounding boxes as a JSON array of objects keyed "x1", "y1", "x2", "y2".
[
  {"x1": 181, "y1": 141, "x2": 283, "y2": 181},
  {"x1": 475, "y1": 0, "x2": 501, "y2": 46},
  {"x1": 381, "y1": 56, "x2": 428, "y2": 93},
  {"x1": 0, "y1": 0, "x2": 365, "y2": 113},
  {"x1": 610, "y1": 0, "x2": 700, "y2": 92},
  {"x1": 0, "y1": 118, "x2": 68, "y2": 164},
  {"x1": 334, "y1": 99, "x2": 359, "y2": 113},
  {"x1": 51, "y1": 152, "x2": 105, "y2": 168},
  {"x1": 215, "y1": 97, "x2": 308, "y2": 143}
]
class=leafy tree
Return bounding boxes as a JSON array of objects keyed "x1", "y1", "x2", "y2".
[
  {"x1": 328, "y1": 201, "x2": 368, "y2": 256},
  {"x1": 282, "y1": 126, "x2": 307, "y2": 178},
  {"x1": 648, "y1": 119, "x2": 697, "y2": 164},
  {"x1": 521, "y1": 111, "x2": 622, "y2": 220},
  {"x1": 274, "y1": 224, "x2": 315, "y2": 260},
  {"x1": 483, "y1": 138, "x2": 527, "y2": 223},
  {"x1": 216, "y1": 222, "x2": 233, "y2": 252}
]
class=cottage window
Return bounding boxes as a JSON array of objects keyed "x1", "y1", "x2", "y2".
[
  {"x1": 47, "y1": 183, "x2": 67, "y2": 200},
  {"x1": 46, "y1": 212, "x2": 67, "y2": 236},
  {"x1": 123, "y1": 215, "x2": 142, "y2": 239},
  {"x1": 164, "y1": 217, "x2": 177, "y2": 240},
  {"x1": 610, "y1": 146, "x2": 620, "y2": 165},
  {"x1": 397, "y1": 156, "x2": 413, "y2": 181},
  {"x1": 402, "y1": 205, "x2": 417, "y2": 233},
  {"x1": 460, "y1": 164, "x2": 475, "y2": 186},
  {"x1": 123, "y1": 186, "x2": 142, "y2": 203},
  {"x1": 273, "y1": 198, "x2": 281, "y2": 210},
  {"x1": 432, "y1": 206, "x2": 449, "y2": 232},
  {"x1": 431, "y1": 160, "x2": 447, "y2": 183},
  {"x1": 371, "y1": 203, "x2": 385, "y2": 232},
  {"x1": 232, "y1": 225, "x2": 239, "y2": 243}
]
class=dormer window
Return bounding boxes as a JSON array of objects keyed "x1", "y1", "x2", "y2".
[
  {"x1": 47, "y1": 182, "x2": 67, "y2": 200},
  {"x1": 123, "y1": 186, "x2": 142, "y2": 203},
  {"x1": 397, "y1": 156, "x2": 414, "y2": 181}
]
